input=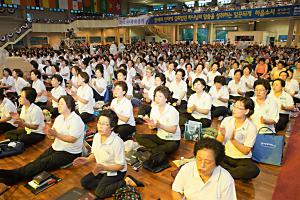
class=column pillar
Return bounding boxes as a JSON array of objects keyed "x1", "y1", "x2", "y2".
[
  {"x1": 293, "y1": 20, "x2": 300, "y2": 47},
  {"x1": 287, "y1": 19, "x2": 295, "y2": 47},
  {"x1": 209, "y1": 23, "x2": 214, "y2": 44},
  {"x1": 193, "y1": 23, "x2": 198, "y2": 43},
  {"x1": 116, "y1": 28, "x2": 120, "y2": 44},
  {"x1": 171, "y1": 25, "x2": 176, "y2": 44},
  {"x1": 100, "y1": 29, "x2": 104, "y2": 45},
  {"x1": 176, "y1": 25, "x2": 180, "y2": 42}
]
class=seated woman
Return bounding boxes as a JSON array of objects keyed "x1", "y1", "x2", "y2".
[
  {"x1": 30, "y1": 69, "x2": 48, "y2": 107},
  {"x1": 116, "y1": 69, "x2": 133, "y2": 100},
  {"x1": 91, "y1": 64, "x2": 107, "y2": 102},
  {"x1": 136, "y1": 73, "x2": 166, "y2": 124},
  {"x1": 0, "y1": 68, "x2": 15, "y2": 91},
  {"x1": 241, "y1": 65, "x2": 256, "y2": 97},
  {"x1": 135, "y1": 86, "x2": 180, "y2": 155},
  {"x1": 12, "y1": 69, "x2": 30, "y2": 97},
  {"x1": 0, "y1": 95, "x2": 84, "y2": 186},
  {"x1": 209, "y1": 76, "x2": 229, "y2": 119},
  {"x1": 68, "y1": 66, "x2": 81, "y2": 92},
  {"x1": 0, "y1": 89, "x2": 18, "y2": 134},
  {"x1": 228, "y1": 69, "x2": 246, "y2": 102},
  {"x1": 251, "y1": 79, "x2": 279, "y2": 133},
  {"x1": 217, "y1": 97, "x2": 260, "y2": 180},
  {"x1": 280, "y1": 70, "x2": 300, "y2": 104},
  {"x1": 172, "y1": 138, "x2": 237, "y2": 200},
  {"x1": 43, "y1": 74, "x2": 66, "y2": 118},
  {"x1": 4, "y1": 87, "x2": 45, "y2": 146},
  {"x1": 140, "y1": 66, "x2": 155, "y2": 95},
  {"x1": 67, "y1": 72, "x2": 95, "y2": 124},
  {"x1": 108, "y1": 81, "x2": 135, "y2": 141},
  {"x1": 168, "y1": 68, "x2": 188, "y2": 112},
  {"x1": 187, "y1": 78, "x2": 212, "y2": 128},
  {"x1": 269, "y1": 79, "x2": 294, "y2": 132},
  {"x1": 73, "y1": 109, "x2": 127, "y2": 199},
  {"x1": 207, "y1": 62, "x2": 221, "y2": 88}
]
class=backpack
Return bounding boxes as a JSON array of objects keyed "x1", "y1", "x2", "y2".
[
  {"x1": 114, "y1": 185, "x2": 141, "y2": 200},
  {"x1": 0, "y1": 140, "x2": 25, "y2": 158}
]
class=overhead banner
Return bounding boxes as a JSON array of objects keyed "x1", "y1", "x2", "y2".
[
  {"x1": 147, "y1": 5, "x2": 300, "y2": 25},
  {"x1": 118, "y1": 15, "x2": 150, "y2": 26}
]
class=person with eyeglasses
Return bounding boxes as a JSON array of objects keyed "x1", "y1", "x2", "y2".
[
  {"x1": 172, "y1": 138, "x2": 237, "y2": 200},
  {"x1": 217, "y1": 97, "x2": 260, "y2": 181},
  {"x1": 251, "y1": 79, "x2": 279, "y2": 134}
]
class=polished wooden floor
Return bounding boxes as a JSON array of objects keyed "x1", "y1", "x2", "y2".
[{"x1": 0, "y1": 108, "x2": 292, "y2": 200}]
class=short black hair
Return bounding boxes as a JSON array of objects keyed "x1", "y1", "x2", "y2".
[
  {"x1": 58, "y1": 95, "x2": 75, "y2": 112},
  {"x1": 22, "y1": 87, "x2": 37, "y2": 104},
  {"x1": 0, "y1": 88, "x2": 5, "y2": 101},
  {"x1": 193, "y1": 78, "x2": 206, "y2": 88},
  {"x1": 254, "y1": 79, "x2": 271, "y2": 94},
  {"x1": 78, "y1": 72, "x2": 89, "y2": 83},
  {"x1": 235, "y1": 96, "x2": 255, "y2": 118},
  {"x1": 52, "y1": 74, "x2": 63, "y2": 85},
  {"x1": 114, "y1": 81, "x2": 128, "y2": 94},
  {"x1": 214, "y1": 76, "x2": 226, "y2": 85},
  {"x1": 117, "y1": 69, "x2": 127, "y2": 78},
  {"x1": 154, "y1": 85, "x2": 171, "y2": 101},
  {"x1": 273, "y1": 78, "x2": 286, "y2": 88},
  {"x1": 95, "y1": 64, "x2": 104, "y2": 75},
  {"x1": 155, "y1": 73, "x2": 166, "y2": 85},
  {"x1": 3, "y1": 68, "x2": 12, "y2": 76},
  {"x1": 30, "y1": 60, "x2": 39, "y2": 69},
  {"x1": 13, "y1": 69, "x2": 24, "y2": 77},
  {"x1": 279, "y1": 70, "x2": 289, "y2": 78},
  {"x1": 98, "y1": 109, "x2": 118, "y2": 129},
  {"x1": 193, "y1": 138, "x2": 225, "y2": 166},
  {"x1": 31, "y1": 69, "x2": 41, "y2": 79},
  {"x1": 234, "y1": 69, "x2": 243, "y2": 76},
  {"x1": 243, "y1": 65, "x2": 252, "y2": 73},
  {"x1": 176, "y1": 68, "x2": 185, "y2": 79}
]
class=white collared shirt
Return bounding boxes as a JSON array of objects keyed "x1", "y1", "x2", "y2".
[
  {"x1": 269, "y1": 90, "x2": 294, "y2": 115},
  {"x1": 32, "y1": 79, "x2": 47, "y2": 103},
  {"x1": 172, "y1": 161, "x2": 237, "y2": 200},
  {"x1": 165, "y1": 70, "x2": 176, "y2": 87},
  {"x1": 110, "y1": 97, "x2": 135, "y2": 126},
  {"x1": 92, "y1": 77, "x2": 107, "y2": 97},
  {"x1": 20, "y1": 103, "x2": 45, "y2": 134},
  {"x1": 141, "y1": 76, "x2": 155, "y2": 91},
  {"x1": 209, "y1": 86, "x2": 229, "y2": 107},
  {"x1": 0, "y1": 98, "x2": 17, "y2": 126},
  {"x1": 92, "y1": 132, "x2": 127, "y2": 173},
  {"x1": 150, "y1": 104, "x2": 180, "y2": 140},
  {"x1": 207, "y1": 71, "x2": 221, "y2": 87},
  {"x1": 188, "y1": 92, "x2": 212, "y2": 120},
  {"x1": 219, "y1": 116, "x2": 257, "y2": 159},
  {"x1": 191, "y1": 73, "x2": 208, "y2": 84},
  {"x1": 251, "y1": 96, "x2": 279, "y2": 133},
  {"x1": 60, "y1": 66, "x2": 70, "y2": 81},
  {"x1": 168, "y1": 80, "x2": 187, "y2": 101},
  {"x1": 52, "y1": 112, "x2": 84, "y2": 154},
  {"x1": 14, "y1": 77, "x2": 29, "y2": 95},
  {"x1": 1, "y1": 76, "x2": 15, "y2": 91},
  {"x1": 51, "y1": 86, "x2": 66, "y2": 108},
  {"x1": 241, "y1": 75, "x2": 256, "y2": 92},
  {"x1": 77, "y1": 84, "x2": 95, "y2": 114},
  {"x1": 228, "y1": 80, "x2": 246, "y2": 96}
]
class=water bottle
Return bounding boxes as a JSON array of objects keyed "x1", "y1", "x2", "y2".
[{"x1": 285, "y1": 121, "x2": 292, "y2": 137}]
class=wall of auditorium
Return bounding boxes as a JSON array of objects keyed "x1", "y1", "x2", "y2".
[{"x1": 256, "y1": 20, "x2": 289, "y2": 39}]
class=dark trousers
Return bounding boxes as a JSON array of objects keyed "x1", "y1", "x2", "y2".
[
  {"x1": 93, "y1": 88, "x2": 105, "y2": 102},
  {"x1": 293, "y1": 97, "x2": 300, "y2": 105},
  {"x1": 221, "y1": 156, "x2": 260, "y2": 180},
  {"x1": 211, "y1": 106, "x2": 228, "y2": 118},
  {"x1": 187, "y1": 113, "x2": 212, "y2": 128},
  {"x1": 135, "y1": 134, "x2": 180, "y2": 154},
  {"x1": 0, "y1": 122, "x2": 17, "y2": 134},
  {"x1": 275, "y1": 113, "x2": 290, "y2": 132},
  {"x1": 170, "y1": 98, "x2": 187, "y2": 113},
  {"x1": 81, "y1": 171, "x2": 126, "y2": 199},
  {"x1": 4, "y1": 128, "x2": 45, "y2": 146},
  {"x1": 137, "y1": 103, "x2": 152, "y2": 117},
  {"x1": 0, "y1": 147, "x2": 81, "y2": 185},
  {"x1": 76, "y1": 111, "x2": 95, "y2": 124},
  {"x1": 35, "y1": 101, "x2": 48, "y2": 108},
  {"x1": 245, "y1": 91, "x2": 254, "y2": 98},
  {"x1": 114, "y1": 124, "x2": 135, "y2": 141}
]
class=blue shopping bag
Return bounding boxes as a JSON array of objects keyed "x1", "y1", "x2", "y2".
[{"x1": 252, "y1": 127, "x2": 284, "y2": 166}]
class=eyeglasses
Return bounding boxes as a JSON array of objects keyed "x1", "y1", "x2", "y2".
[
  {"x1": 255, "y1": 89, "x2": 267, "y2": 93},
  {"x1": 97, "y1": 122, "x2": 110, "y2": 126},
  {"x1": 232, "y1": 104, "x2": 246, "y2": 110}
]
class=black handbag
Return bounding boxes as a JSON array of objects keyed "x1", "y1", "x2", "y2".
[{"x1": 0, "y1": 140, "x2": 25, "y2": 158}]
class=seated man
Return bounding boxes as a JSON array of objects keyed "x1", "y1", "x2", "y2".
[
  {"x1": 0, "y1": 95, "x2": 84, "y2": 186},
  {"x1": 73, "y1": 109, "x2": 127, "y2": 199},
  {"x1": 172, "y1": 138, "x2": 237, "y2": 200},
  {"x1": 217, "y1": 97, "x2": 260, "y2": 180},
  {"x1": 135, "y1": 86, "x2": 180, "y2": 155}
]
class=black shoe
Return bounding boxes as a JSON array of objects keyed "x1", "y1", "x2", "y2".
[
  {"x1": 126, "y1": 175, "x2": 144, "y2": 187},
  {"x1": 135, "y1": 117, "x2": 145, "y2": 125}
]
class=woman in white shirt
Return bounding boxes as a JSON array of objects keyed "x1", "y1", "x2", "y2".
[
  {"x1": 43, "y1": 74, "x2": 67, "y2": 118},
  {"x1": 280, "y1": 70, "x2": 300, "y2": 104},
  {"x1": 108, "y1": 81, "x2": 135, "y2": 141},
  {"x1": 0, "y1": 89, "x2": 17, "y2": 134},
  {"x1": 67, "y1": 72, "x2": 95, "y2": 124},
  {"x1": 209, "y1": 76, "x2": 229, "y2": 119},
  {"x1": 251, "y1": 79, "x2": 279, "y2": 133},
  {"x1": 164, "y1": 62, "x2": 176, "y2": 87},
  {"x1": 0, "y1": 68, "x2": 15, "y2": 91},
  {"x1": 140, "y1": 66, "x2": 155, "y2": 94},
  {"x1": 68, "y1": 66, "x2": 81, "y2": 92},
  {"x1": 270, "y1": 79, "x2": 295, "y2": 132},
  {"x1": 91, "y1": 64, "x2": 107, "y2": 102},
  {"x1": 217, "y1": 97, "x2": 260, "y2": 180},
  {"x1": 191, "y1": 63, "x2": 208, "y2": 84},
  {"x1": 187, "y1": 78, "x2": 212, "y2": 128},
  {"x1": 31, "y1": 69, "x2": 48, "y2": 107},
  {"x1": 228, "y1": 69, "x2": 246, "y2": 101},
  {"x1": 172, "y1": 138, "x2": 237, "y2": 200},
  {"x1": 0, "y1": 95, "x2": 84, "y2": 186},
  {"x1": 5, "y1": 87, "x2": 45, "y2": 146},
  {"x1": 136, "y1": 85, "x2": 180, "y2": 155},
  {"x1": 73, "y1": 109, "x2": 127, "y2": 199},
  {"x1": 241, "y1": 65, "x2": 256, "y2": 97},
  {"x1": 12, "y1": 69, "x2": 30, "y2": 96},
  {"x1": 207, "y1": 62, "x2": 221, "y2": 88}
]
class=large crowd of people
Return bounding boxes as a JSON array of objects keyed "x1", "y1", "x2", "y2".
[{"x1": 0, "y1": 41, "x2": 299, "y2": 199}]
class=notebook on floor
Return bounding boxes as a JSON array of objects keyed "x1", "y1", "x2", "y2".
[
  {"x1": 24, "y1": 174, "x2": 61, "y2": 195},
  {"x1": 56, "y1": 187, "x2": 96, "y2": 200}
]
